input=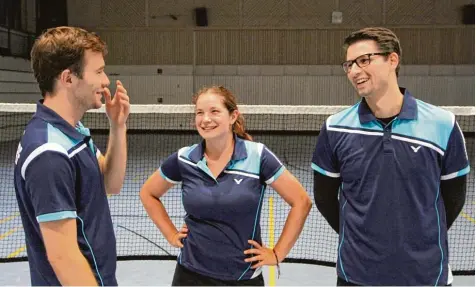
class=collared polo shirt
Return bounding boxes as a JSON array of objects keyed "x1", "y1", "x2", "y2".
[
  {"x1": 160, "y1": 135, "x2": 285, "y2": 281},
  {"x1": 13, "y1": 100, "x2": 117, "y2": 286},
  {"x1": 311, "y1": 88, "x2": 470, "y2": 286}
]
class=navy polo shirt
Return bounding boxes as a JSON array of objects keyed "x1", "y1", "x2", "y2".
[
  {"x1": 160, "y1": 135, "x2": 285, "y2": 281},
  {"x1": 13, "y1": 101, "x2": 117, "y2": 286},
  {"x1": 311, "y1": 88, "x2": 470, "y2": 286}
]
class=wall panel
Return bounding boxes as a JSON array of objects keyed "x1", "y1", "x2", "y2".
[
  {"x1": 95, "y1": 27, "x2": 474, "y2": 65},
  {"x1": 68, "y1": 0, "x2": 475, "y2": 28}
]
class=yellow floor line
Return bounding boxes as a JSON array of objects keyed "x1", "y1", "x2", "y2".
[
  {"x1": 7, "y1": 246, "x2": 26, "y2": 258},
  {"x1": 460, "y1": 212, "x2": 475, "y2": 224},
  {"x1": 132, "y1": 174, "x2": 144, "y2": 182},
  {"x1": 0, "y1": 213, "x2": 20, "y2": 224},
  {"x1": 268, "y1": 197, "x2": 275, "y2": 286},
  {"x1": 0, "y1": 226, "x2": 21, "y2": 241}
]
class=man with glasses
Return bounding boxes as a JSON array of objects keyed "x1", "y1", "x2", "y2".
[{"x1": 311, "y1": 27, "x2": 469, "y2": 286}]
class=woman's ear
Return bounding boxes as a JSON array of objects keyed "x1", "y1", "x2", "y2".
[{"x1": 231, "y1": 110, "x2": 239, "y2": 124}]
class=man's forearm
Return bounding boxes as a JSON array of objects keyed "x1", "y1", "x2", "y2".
[
  {"x1": 441, "y1": 175, "x2": 467, "y2": 229},
  {"x1": 314, "y1": 172, "x2": 341, "y2": 233},
  {"x1": 316, "y1": 197, "x2": 340, "y2": 233},
  {"x1": 49, "y1": 248, "x2": 98, "y2": 286},
  {"x1": 103, "y1": 125, "x2": 127, "y2": 194}
]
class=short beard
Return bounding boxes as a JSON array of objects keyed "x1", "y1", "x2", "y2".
[{"x1": 70, "y1": 91, "x2": 90, "y2": 117}]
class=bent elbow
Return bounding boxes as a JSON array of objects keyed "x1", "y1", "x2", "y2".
[
  {"x1": 294, "y1": 193, "x2": 312, "y2": 213},
  {"x1": 139, "y1": 187, "x2": 151, "y2": 203},
  {"x1": 304, "y1": 195, "x2": 312, "y2": 212},
  {"x1": 139, "y1": 188, "x2": 146, "y2": 202}
]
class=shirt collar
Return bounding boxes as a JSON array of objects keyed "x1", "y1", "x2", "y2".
[
  {"x1": 189, "y1": 133, "x2": 248, "y2": 163},
  {"x1": 34, "y1": 99, "x2": 90, "y2": 141},
  {"x1": 358, "y1": 87, "x2": 418, "y2": 124}
]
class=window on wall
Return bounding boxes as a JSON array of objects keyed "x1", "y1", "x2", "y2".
[
  {"x1": 0, "y1": 0, "x2": 8, "y2": 27},
  {"x1": 11, "y1": 0, "x2": 22, "y2": 30},
  {"x1": 0, "y1": 0, "x2": 22, "y2": 30}
]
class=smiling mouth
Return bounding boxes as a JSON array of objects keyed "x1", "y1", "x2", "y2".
[
  {"x1": 201, "y1": 126, "x2": 216, "y2": 131},
  {"x1": 355, "y1": 79, "x2": 369, "y2": 86}
]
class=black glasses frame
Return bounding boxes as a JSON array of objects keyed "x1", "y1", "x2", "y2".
[{"x1": 342, "y1": 52, "x2": 390, "y2": 73}]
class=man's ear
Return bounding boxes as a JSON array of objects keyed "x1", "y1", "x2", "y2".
[
  {"x1": 389, "y1": 52, "x2": 400, "y2": 71},
  {"x1": 58, "y1": 69, "x2": 74, "y2": 87}
]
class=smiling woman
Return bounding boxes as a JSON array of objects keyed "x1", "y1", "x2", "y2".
[
  {"x1": 139, "y1": 85, "x2": 312, "y2": 286},
  {"x1": 193, "y1": 86, "x2": 252, "y2": 142}
]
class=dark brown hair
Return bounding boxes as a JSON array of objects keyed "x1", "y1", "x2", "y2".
[
  {"x1": 343, "y1": 27, "x2": 402, "y2": 76},
  {"x1": 30, "y1": 26, "x2": 108, "y2": 97},
  {"x1": 192, "y1": 86, "x2": 252, "y2": 141}
]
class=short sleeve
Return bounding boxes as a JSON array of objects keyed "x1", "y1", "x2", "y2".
[
  {"x1": 159, "y1": 152, "x2": 182, "y2": 184},
  {"x1": 260, "y1": 145, "x2": 285, "y2": 184},
  {"x1": 92, "y1": 141, "x2": 101, "y2": 159},
  {"x1": 311, "y1": 122, "x2": 340, "y2": 178},
  {"x1": 441, "y1": 121, "x2": 470, "y2": 180},
  {"x1": 24, "y1": 151, "x2": 77, "y2": 223}
]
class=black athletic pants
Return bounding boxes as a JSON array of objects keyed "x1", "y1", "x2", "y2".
[{"x1": 172, "y1": 263, "x2": 265, "y2": 286}]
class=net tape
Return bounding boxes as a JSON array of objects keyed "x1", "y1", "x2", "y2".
[{"x1": 0, "y1": 104, "x2": 474, "y2": 274}]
